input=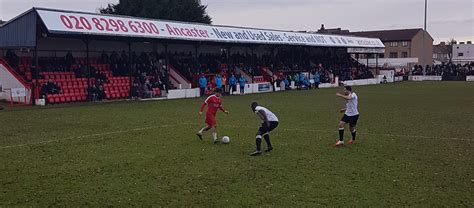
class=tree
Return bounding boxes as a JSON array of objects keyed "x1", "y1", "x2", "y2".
[{"x1": 99, "y1": 0, "x2": 212, "y2": 24}]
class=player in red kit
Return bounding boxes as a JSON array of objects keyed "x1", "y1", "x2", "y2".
[{"x1": 196, "y1": 90, "x2": 229, "y2": 143}]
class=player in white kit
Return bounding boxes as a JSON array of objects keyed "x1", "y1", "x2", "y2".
[
  {"x1": 335, "y1": 86, "x2": 359, "y2": 146},
  {"x1": 250, "y1": 102, "x2": 279, "y2": 156}
]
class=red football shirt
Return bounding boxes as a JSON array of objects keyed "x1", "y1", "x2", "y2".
[{"x1": 200, "y1": 95, "x2": 225, "y2": 117}]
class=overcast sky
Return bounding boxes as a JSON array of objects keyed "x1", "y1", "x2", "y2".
[{"x1": 0, "y1": 0, "x2": 472, "y2": 43}]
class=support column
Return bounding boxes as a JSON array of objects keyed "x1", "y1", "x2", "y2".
[
  {"x1": 164, "y1": 43, "x2": 169, "y2": 92},
  {"x1": 194, "y1": 44, "x2": 200, "y2": 76},
  {"x1": 32, "y1": 42, "x2": 39, "y2": 106},
  {"x1": 85, "y1": 39, "x2": 90, "y2": 101},
  {"x1": 366, "y1": 53, "x2": 369, "y2": 68},
  {"x1": 128, "y1": 42, "x2": 132, "y2": 99},
  {"x1": 376, "y1": 53, "x2": 379, "y2": 71},
  {"x1": 251, "y1": 46, "x2": 255, "y2": 83}
]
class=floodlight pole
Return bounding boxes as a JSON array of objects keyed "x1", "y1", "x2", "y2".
[{"x1": 422, "y1": 0, "x2": 427, "y2": 74}]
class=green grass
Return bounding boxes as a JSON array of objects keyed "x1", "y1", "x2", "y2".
[{"x1": 0, "y1": 81, "x2": 473, "y2": 207}]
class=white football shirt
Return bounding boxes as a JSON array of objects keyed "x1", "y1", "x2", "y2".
[
  {"x1": 345, "y1": 92, "x2": 359, "y2": 116},
  {"x1": 255, "y1": 106, "x2": 279, "y2": 122}
]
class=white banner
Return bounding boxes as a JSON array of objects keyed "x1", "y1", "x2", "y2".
[
  {"x1": 11, "y1": 88, "x2": 26, "y2": 97},
  {"x1": 410, "y1": 76, "x2": 442, "y2": 81},
  {"x1": 343, "y1": 78, "x2": 378, "y2": 86},
  {"x1": 36, "y1": 9, "x2": 384, "y2": 48},
  {"x1": 394, "y1": 76, "x2": 404, "y2": 82},
  {"x1": 379, "y1": 70, "x2": 395, "y2": 82},
  {"x1": 467, "y1": 76, "x2": 474, "y2": 81},
  {"x1": 347, "y1": 47, "x2": 385, "y2": 54}
]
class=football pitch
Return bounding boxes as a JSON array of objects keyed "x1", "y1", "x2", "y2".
[{"x1": 0, "y1": 81, "x2": 473, "y2": 206}]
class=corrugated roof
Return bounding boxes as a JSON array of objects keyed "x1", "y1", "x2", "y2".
[
  {"x1": 433, "y1": 44, "x2": 450, "y2": 54},
  {"x1": 0, "y1": 9, "x2": 37, "y2": 47},
  {"x1": 351, "y1": 28, "x2": 426, "y2": 42}
]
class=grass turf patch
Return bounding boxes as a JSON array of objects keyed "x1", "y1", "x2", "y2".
[{"x1": 0, "y1": 81, "x2": 473, "y2": 206}]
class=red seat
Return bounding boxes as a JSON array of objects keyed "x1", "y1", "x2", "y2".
[
  {"x1": 64, "y1": 94, "x2": 70, "y2": 102},
  {"x1": 53, "y1": 95, "x2": 60, "y2": 103},
  {"x1": 47, "y1": 95, "x2": 55, "y2": 104}
]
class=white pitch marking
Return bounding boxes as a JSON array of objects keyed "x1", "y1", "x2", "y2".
[
  {"x1": 1, "y1": 122, "x2": 470, "y2": 150},
  {"x1": 0, "y1": 123, "x2": 192, "y2": 150},
  {"x1": 219, "y1": 125, "x2": 471, "y2": 142}
]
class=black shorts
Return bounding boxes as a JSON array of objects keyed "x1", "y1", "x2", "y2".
[
  {"x1": 231, "y1": 85, "x2": 236, "y2": 91},
  {"x1": 341, "y1": 114, "x2": 359, "y2": 127},
  {"x1": 257, "y1": 121, "x2": 279, "y2": 135}
]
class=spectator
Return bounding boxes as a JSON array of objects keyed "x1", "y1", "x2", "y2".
[
  {"x1": 298, "y1": 72, "x2": 305, "y2": 90},
  {"x1": 314, "y1": 71, "x2": 320, "y2": 89},
  {"x1": 142, "y1": 80, "x2": 153, "y2": 98},
  {"x1": 293, "y1": 73, "x2": 299, "y2": 89},
  {"x1": 303, "y1": 79, "x2": 311, "y2": 89},
  {"x1": 239, "y1": 75, "x2": 247, "y2": 95},
  {"x1": 40, "y1": 83, "x2": 49, "y2": 98},
  {"x1": 65, "y1": 51, "x2": 74, "y2": 69},
  {"x1": 215, "y1": 74, "x2": 223, "y2": 93},
  {"x1": 279, "y1": 79, "x2": 286, "y2": 91},
  {"x1": 101, "y1": 50, "x2": 109, "y2": 64},
  {"x1": 284, "y1": 78, "x2": 290, "y2": 90},
  {"x1": 131, "y1": 82, "x2": 140, "y2": 99},
  {"x1": 75, "y1": 64, "x2": 87, "y2": 78},
  {"x1": 199, "y1": 75, "x2": 207, "y2": 97},
  {"x1": 228, "y1": 74, "x2": 237, "y2": 95},
  {"x1": 97, "y1": 85, "x2": 106, "y2": 101},
  {"x1": 110, "y1": 51, "x2": 119, "y2": 66},
  {"x1": 222, "y1": 75, "x2": 228, "y2": 95},
  {"x1": 44, "y1": 79, "x2": 60, "y2": 94},
  {"x1": 5, "y1": 50, "x2": 19, "y2": 69},
  {"x1": 88, "y1": 85, "x2": 98, "y2": 101}
]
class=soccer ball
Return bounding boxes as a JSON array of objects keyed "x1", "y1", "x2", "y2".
[{"x1": 222, "y1": 136, "x2": 230, "y2": 144}]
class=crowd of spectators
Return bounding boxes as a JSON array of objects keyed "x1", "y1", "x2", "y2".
[
  {"x1": 100, "y1": 50, "x2": 168, "y2": 98},
  {"x1": 5, "y1": 50, "x2": 19, "y2": 69},
  {"x1": 39, "y1": 80, "x2": 60, "y2": 98},
  {"x1": 168, "y1": 47, "x2": 375, "y2": 90},
  {"x1": 412, "y1": 62, "x2": 474, "y2": 76}
]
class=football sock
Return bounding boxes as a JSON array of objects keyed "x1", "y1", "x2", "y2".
[
  {"x1": 263, "y1": 134, "x2": 272, "y2": 148},
  {"x1": 351, "y1": 130, "x2": 356, "y2": 140},
  {"x1": 256, "y1": 135, "x2": 262, "y2": 151},
  {"x1": 199, "y1": 127, "x2": 212, "y2": 134},
  {"x1": 212, "y1": 132, "x2": 217, "y2": 141},
  {"x1": 339, "y1": 128, "x2": 344, "y2": 141}
]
